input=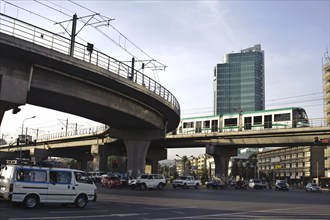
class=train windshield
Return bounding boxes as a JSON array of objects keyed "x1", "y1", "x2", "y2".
[{"x1": 293, "y1": 108, "x2": 308, "y2": 120}]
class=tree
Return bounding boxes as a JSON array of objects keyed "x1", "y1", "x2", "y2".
[
  {"x1": 237, "y1": 160, "x2": 246, "y2": 180},
  {"x1": 0, "y1": 138, "x2": 7, "y2": 145},
  {"x1": 230, "y1": 160, "x2": 239, "y2": 177}
]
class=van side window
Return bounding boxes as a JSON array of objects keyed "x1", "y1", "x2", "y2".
[
  {"x1": 16, "y1": 169, "x2": 47, "y2": 183},
  {"x1": 49, "y1": 171, "x2": 71, "y2": 184}
]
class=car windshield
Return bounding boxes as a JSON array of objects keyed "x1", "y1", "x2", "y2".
[
  {"x1": 311, "y1": 183, "x2": 317, "y2": 186},
  {"x1": 178, "y1": 176, "x2": 187, "y2": 180},
  {"x1": 253, "y1": 179, "x2": 261, "y2": 183}
]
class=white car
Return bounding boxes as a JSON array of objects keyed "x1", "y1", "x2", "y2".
[
  {"x1": 305, "y1": 183, "x2": 322, "y2": 192},
  {"x1": 172, "y1": 176, "x2": 201, "y2": 189},
  {"x1": 130, "y1": 174, "x2": 167, "y2": 190},
  {"x1": 87, "y1": 171, "x2": 107, "y2": 183},
  {"x1": 248, "y1": 179, "x2": 264, "y2": 189}
]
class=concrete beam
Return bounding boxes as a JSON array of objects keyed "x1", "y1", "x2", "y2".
[{"x1": 108, "y1": 128, "x2": 165, "y2": 140}]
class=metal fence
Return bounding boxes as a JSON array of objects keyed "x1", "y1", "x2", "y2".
[
  {"x1": 36, "y1": 124, "x2": 109, "y2": 142},
  {"x1": 0, "y1": 13, "x2": 180, "y2": 113}
]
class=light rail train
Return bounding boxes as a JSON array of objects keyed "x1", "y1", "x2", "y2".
[{"x1": 176, "y1": 107, "x2": 309, "y2": 135}]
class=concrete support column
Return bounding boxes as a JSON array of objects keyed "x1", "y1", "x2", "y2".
[
  {"x1": 206, "y1": 145, "x2": 237, "y2": 178},
  {"x1": 0, "y1": 108, "x2": 5, "y2": 125},
  {"x1": 30, "y1": 148, "x2": 48, "y2": 163},
  {"x1": 91, "y1": 144, "x2": 100, "y2": 171},
  {"x1": 123, "y1": 140, "x2": 150, "y2": 177},
  {"x1": 78, "y1": 153, "x2": 93, "y2": 171},
  {"x1": 147, "y1": 148, "x2": 167, "y2": 174}
]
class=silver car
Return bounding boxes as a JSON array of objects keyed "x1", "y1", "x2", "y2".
[{"x1": 305, "y1": 183, "x2": 322, "y2": 192}]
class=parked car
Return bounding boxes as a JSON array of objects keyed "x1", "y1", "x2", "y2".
[
  {"x1": 206, "y1": 179, "x2": 225, "y2": 189},
  {"x1": 275, "y1": 180, "x2": 289, "y2": 191},
  {"x1": 88, "y1": 171, "x2": 107, "y2": 183},
  {"x1": 228, "y1": 179, "x2": 236, "y2": 187},
  {"x1": 235, "y1": 180, "x2": 247, "y2": 189},
  {"x1": 248, "y1": 179, "x2": 264, "y2": 189},
  {"x1": 101, "y1": 176, "x2": 122, "y2": 188},
  {"x1": 305, "y1": 183, "x2": 322, "y2": 192},
  {"x1": 260, "y1": 180, "x2": 268, "y2": 189},
  {"x1": 129, "y1": 174, "x2": 167, "y2": 190},
  {"x1": 172, "y1": 176, "x2": 201, "y2": 189}
]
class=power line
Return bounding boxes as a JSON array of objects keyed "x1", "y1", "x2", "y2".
[
  {"x1": 266, "y1": 92, "x2": 323, "y2": 102},
  {"x1": 67, "y1": 0, "x2": 167, "y2": 73},
  {"x1": 33, "y1": 0, "x2": 71, "y2": 18},
  {"x1": 3, "y1": 0, "x2": 57, "y2": 23},
  {"x1": 44, "y1": 0, "x2": 76, "y2": 16}
]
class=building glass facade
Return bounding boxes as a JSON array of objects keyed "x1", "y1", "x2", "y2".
[
  {"x1": 323, "y1": 57, "x2": 330, "y2": 126},
  {"x1": 214, "y1": 44, "x2": 265, "y2": 115}
]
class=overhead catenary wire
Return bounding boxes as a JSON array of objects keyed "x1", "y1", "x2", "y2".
[
  {"x1": 3, "y1": 0, "x2": 166, "y2": 76},
  {"x1": 67, "y1": 0, "x2": 167, "y2": 76},
  {"x1": 180, "y1": 92, "x2": 324, "y2": 117},
  {"x1": 3, "y1": 0, "x2": 57, "y2": 23},
  {"x1": 33, "y1": 0, "x2": 71, "y2": 18}
]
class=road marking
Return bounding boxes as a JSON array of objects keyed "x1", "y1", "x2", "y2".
[
  {"x1": 9, "y1": 213, "x2": 146, "y2": 220},
  {"x1": 48, "y1": 210, "x2": 109, "y2": 214},
  {"x1": 148, "y1": 206, "x2": 329, "y2": 220}
]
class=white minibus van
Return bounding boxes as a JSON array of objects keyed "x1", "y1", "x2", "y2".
[{"x1": 0, "y1": 164, "x2": 97, "y2": 208}]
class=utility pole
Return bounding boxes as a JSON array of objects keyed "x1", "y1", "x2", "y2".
[
  {"x1": 58, "y1": 119, "x2": 69, "y2": 136},
  {"x1": 69, "y1": 14, "x2": 78, "y2": 56}
]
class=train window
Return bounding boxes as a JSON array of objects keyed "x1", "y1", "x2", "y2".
[
  {"x1": 211, "y1": 120, "x2": 218, "y2": 132},
  {"x1": 254, "y1": 116, "x2": 262, "y2": 125},
  {"x1": 224, "y1": 118, "x2": 237, "y2": 127},
  {"x1": 195, "y1": 121, "x2": 202, "y2": 133},
  {"x1": 183, "y1": 122, "x2": 194, "y2": 128},
  {"x1": 244, "y1": 117, "x2": 252, "y2": 130},
  {"x1": 203, "y1": 120, "x2": 210, "y2": 129},
  {"x1": 274, "y1": 113, "x2": 290, "y2": 121}
]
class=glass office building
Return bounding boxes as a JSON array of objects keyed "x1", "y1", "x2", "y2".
[{"x1": 214, "y1": 44, "x2": 265, "y2": 115}]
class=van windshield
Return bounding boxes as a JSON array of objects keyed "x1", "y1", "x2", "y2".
[{"x1": 0, "y1": 166, "x2": 13, "y2": 179}]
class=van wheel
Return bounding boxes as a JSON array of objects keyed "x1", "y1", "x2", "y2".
[
  {"x1": 23, "y1": 195, "x2": 39, "y2": 209},
  {"x1": 75, "y1": 195, "x2": 88, "y2": 208}
]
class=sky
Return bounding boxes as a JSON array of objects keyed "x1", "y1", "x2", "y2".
[{"x1": 0, "y1": 0, "x2": 329, "y2": 160}]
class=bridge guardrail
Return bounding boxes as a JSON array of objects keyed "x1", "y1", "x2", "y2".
[
  {"x1": 0, "y1": 124, "x2": 109, "y2": 147},
  {"x1": 36, "y1": 124, "x2": 109, "y2": 142},
  {"x1": 0, "y1": 13, "x2": 180, "y2": 114}
]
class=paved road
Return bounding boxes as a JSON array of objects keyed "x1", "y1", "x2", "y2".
[{"x1": 0, "y1": 186, "x2": 329, "y2": 219}]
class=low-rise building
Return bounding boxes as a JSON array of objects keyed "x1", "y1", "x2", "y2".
[{"x1": 257, "y1": 146, "x2": 326, "y2": 187}]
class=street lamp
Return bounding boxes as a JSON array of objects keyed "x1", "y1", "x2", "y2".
[{"x1": 19, "y1": 116, "x2": 36, "y2": 161}]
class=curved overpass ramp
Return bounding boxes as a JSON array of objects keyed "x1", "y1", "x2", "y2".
[{"x1": 0, "y1": 14, "x2": 180, "y2": 176}]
